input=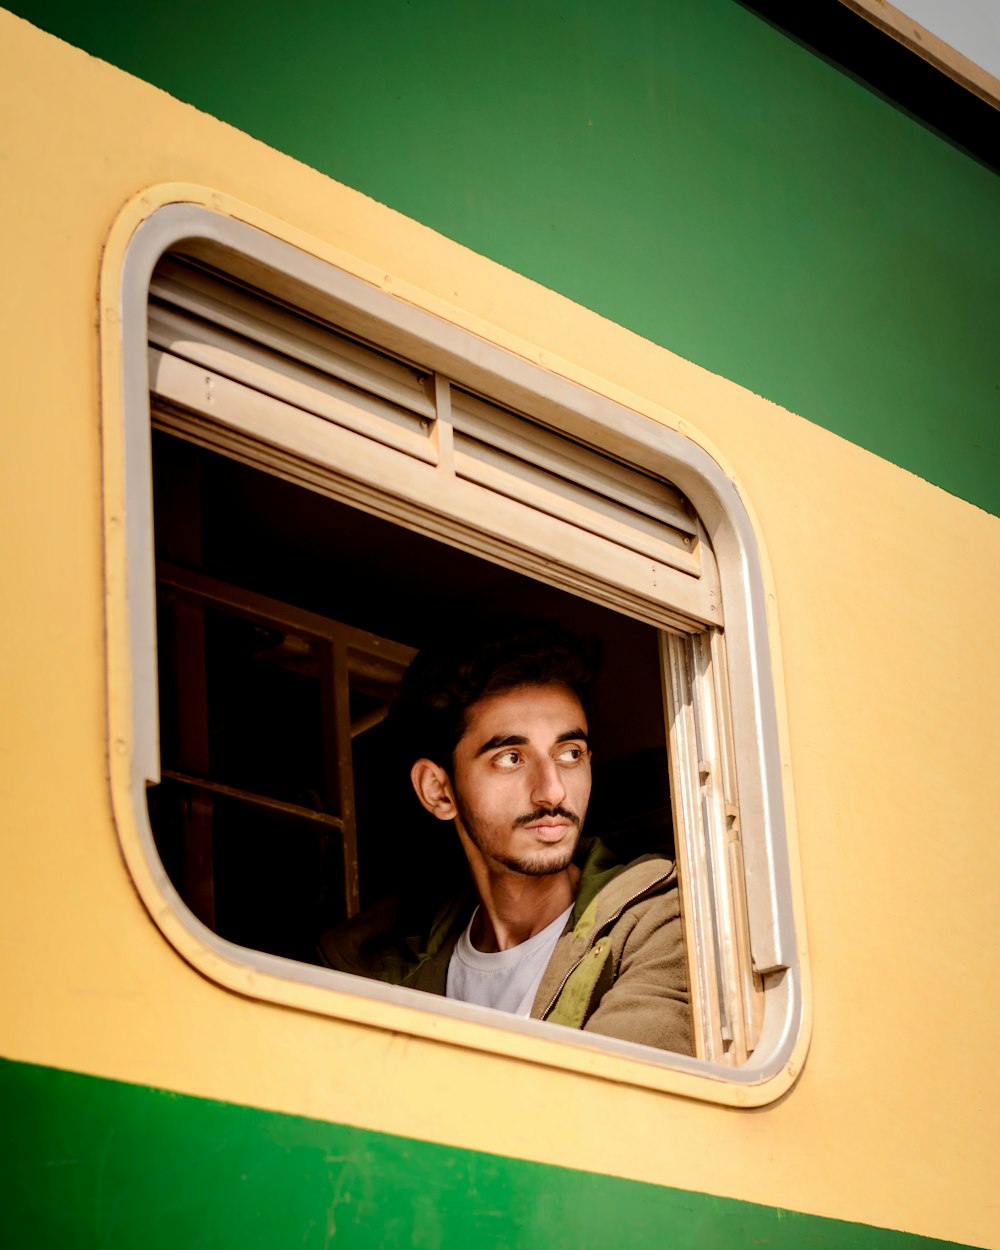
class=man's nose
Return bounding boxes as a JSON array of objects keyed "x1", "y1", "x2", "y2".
[{"x1": 530, "y1": 758, "x2": 567, "y2": 807}]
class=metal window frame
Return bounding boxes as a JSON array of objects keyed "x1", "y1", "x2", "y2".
[
  {"x1": 103, "y1": 195, "x2": 806, "y2": 1103},
  {"x1": 149, "y1": 259, "x2": 719, "y2": 635}
]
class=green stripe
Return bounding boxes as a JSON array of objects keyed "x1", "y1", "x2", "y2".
[
  {"x1": 8, "y1": 0, "x2": 1000, "y2": 515},
  {"x1": 0, "y1": 1057, "x2": 975, "y2": 1249}
]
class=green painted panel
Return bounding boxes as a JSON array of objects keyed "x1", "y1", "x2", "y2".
[
  {"x1": 7, "y1": 0, "x2": 1000, "y2": 514},
  {"x1": 0, "y1": 1058, "x2": 973, "y2": 1248}
]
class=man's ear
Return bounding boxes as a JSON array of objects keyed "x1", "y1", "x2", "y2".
[{"x1": 410, "y1": 758, "x2": 457, "y2": 821}]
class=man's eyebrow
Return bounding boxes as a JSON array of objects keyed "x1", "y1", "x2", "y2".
[
  {"x1": 475, "y1": 734, "x2": 528, "y2": 757},
  {"x1": 474, "y1": 728, "x2": 589, "y2": 757}
]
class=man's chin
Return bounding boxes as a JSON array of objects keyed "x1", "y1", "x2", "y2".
[{"x1": 499, "y1": 845, "x2": 577, "y2": 877}]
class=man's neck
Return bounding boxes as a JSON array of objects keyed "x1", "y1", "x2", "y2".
[{"x1": 468, "y1": 864, "x2": 580, "y2": 953}]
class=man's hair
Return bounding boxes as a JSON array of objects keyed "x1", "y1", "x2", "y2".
[{"x1": 390, "y1": 617, "x2": 601, "y2": 770}]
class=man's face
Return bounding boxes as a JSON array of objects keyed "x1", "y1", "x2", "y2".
[{"x1": 448, "y1": 683, "x2": 592, "y2": 878}]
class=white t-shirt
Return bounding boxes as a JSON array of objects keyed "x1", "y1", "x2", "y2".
[{"x1": 446, "y1": 904, "x2": 573, "y2": 1016}]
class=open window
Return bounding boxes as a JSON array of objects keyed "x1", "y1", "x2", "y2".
[{"x1": 107, "y1": 200, "x2": 802, "y2": 1092}]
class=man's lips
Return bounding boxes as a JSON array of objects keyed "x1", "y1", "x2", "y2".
[{"x1": 520, "y1": 816, "x2": 576, "y2": 842}]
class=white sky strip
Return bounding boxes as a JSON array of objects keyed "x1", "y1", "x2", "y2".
[{"x1": 892, "y1": 0, "x2": 1000, "y2": 80}]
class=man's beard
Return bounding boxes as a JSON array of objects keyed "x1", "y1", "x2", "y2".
[{"x1": 456, "y1": 799, "x2": 585, "y2": 877}]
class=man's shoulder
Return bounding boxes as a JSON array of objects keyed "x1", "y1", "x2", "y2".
[{"x1": 574, "y1": 837, "x2": 678, "y2": 927}]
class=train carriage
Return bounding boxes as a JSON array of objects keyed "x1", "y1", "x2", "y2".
[{"x1": 2, "y1": 3, "x2": 999, "y2": 1247}]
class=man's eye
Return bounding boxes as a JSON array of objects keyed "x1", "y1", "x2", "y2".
[
  {"x1": 557, "y1": 746, "x2": 583, "y2": 764},
  {"x1": 494, "y1": 750, "x2": 523, "y2": 769}
]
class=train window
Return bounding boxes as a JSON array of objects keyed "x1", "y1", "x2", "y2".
[{"x1": 107, "y1": 202, "x2": 802, "y2": 1092}]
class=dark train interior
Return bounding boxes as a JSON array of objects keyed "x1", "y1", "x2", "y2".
[{"x1": 149, "y1": 430, "x2": 674, "y2": 964}]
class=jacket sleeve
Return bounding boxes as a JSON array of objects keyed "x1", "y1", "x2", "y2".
[{"x1": 580, "y1": 890, "x2": 693, "y2": 1056}]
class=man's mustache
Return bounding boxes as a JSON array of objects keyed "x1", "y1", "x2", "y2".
[{"x1": 513, "y1": 806, "x2": 580, "y2": 828}]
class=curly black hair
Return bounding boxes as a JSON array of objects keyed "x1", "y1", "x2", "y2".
[{"x1": 389, "y1": 617, "x2": 601, "y2": 771}]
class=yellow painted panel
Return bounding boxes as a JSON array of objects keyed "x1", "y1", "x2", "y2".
[{"x1": 1, "y1": 11, "x2": 998, "y2": 1249}]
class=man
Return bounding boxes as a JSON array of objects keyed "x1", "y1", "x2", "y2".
[{"x1": 318, "y1": 619, "x2": 692, "y2": 1055}]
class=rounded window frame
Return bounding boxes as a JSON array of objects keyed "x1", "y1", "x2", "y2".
[{"x1": 101, "y1": 190, "x2": 808, "y2": 1105}]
